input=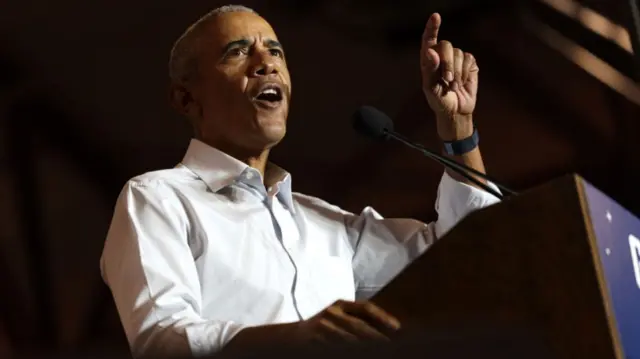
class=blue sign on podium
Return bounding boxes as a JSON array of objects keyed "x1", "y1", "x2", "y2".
[{"x1": 583, "y1": 181, "x2": 640, "y2": 359}]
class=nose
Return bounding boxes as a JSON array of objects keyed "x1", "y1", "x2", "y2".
[{"x1": 250, "y1": 53, "x2": 278, "y2": 77}]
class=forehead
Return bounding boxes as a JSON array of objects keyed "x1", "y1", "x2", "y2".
[{"x1": 207, "y1": 11, "x2": 278, "y2": 46}]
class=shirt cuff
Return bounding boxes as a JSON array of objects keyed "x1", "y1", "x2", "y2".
[
  {"x1": 434, "y1": 170, "x2": 501, "y2": 238},
  {"x1": 185, "y1": 320, "x2": 247, "y2": 357}
]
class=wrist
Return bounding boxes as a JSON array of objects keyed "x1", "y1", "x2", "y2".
[
  {"x1": 436, "y1": 114, "x2": 474, "y2": 141},
  {"x1": 443, "y1": 127, "x2": 479, "y2": 156}
]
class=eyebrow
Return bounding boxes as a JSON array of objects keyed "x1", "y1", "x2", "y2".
[
  {"x1": 264, "y1": 39, "x2": 283, "y2": 50},
  {"x1": 221, "y1": 38, "x2": 283, "y2": 54}
]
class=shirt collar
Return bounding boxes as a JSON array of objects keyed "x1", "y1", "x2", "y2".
[{"x1": 180, "y1": 138, "x2": 295, "y2": 211}]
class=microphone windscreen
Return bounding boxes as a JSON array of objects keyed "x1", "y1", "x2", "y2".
[{"x1": 352, "y1": 106, "x2": 394, "y2": 140}]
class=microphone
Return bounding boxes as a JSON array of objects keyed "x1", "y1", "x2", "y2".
[{"x1": 352, "y1": 106, "x2": 517, "y2": 200}]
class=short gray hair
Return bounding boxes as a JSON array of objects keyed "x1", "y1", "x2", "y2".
[{"x1": 169, "y1": 5, "x2": 258, "y2": 85}]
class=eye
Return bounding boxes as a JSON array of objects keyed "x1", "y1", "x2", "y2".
[
  {"x1": 269, "y1": 48, "x2": 284, "y2": 58},
  {"x1": 227, "y1": 47, "x2": 248, "y2": 57}
]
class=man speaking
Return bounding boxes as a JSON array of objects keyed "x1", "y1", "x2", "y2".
[{"x1": 100, "y1": 4, "x2": 500, "y2": 358}]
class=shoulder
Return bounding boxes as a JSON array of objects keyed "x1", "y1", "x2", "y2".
[
  {"x1": 120, "y1": 166, "x2": 199, "y2": 202},
  {"x1": 128, "y1": 167, "x2": 193, "y2": 188}
]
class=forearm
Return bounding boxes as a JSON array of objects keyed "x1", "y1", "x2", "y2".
[
  {"x1": 443, "y1": 146, "x2": 487, "y2": 187},
  {"x1": 223, "y1": 322, "x2": 302, "y2": 355},
  {"x1": 437, "y1": 114, "x2": 487, "y2": 188}
]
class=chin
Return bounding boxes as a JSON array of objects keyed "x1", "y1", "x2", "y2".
[
  {"x1": 261, "y1": 124, "x2": 287, "y2": 147},
  {"x1": 256, "y1": 110, "x2": 287, "y2": 135}
]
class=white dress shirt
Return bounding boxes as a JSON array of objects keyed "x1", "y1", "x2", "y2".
[{"x1": 100, "y1": 139, "x2": 500, "y2": 357}]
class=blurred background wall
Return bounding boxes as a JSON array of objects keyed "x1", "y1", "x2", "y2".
[{"x1": 0, "y1": 0, "x2": 639, "y2": 356}]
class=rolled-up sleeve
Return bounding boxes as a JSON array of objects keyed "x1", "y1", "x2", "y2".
[
  {"x1": 348, "y1": 171, "x2": 501, "y2": 299},
  {"x1": 100, "y1": 180, "x2": 245, "y2": 358}
]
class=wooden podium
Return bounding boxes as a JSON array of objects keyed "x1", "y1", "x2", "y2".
[{"x1": 372, "y1": 175, "x2": 640, "y2": 359}]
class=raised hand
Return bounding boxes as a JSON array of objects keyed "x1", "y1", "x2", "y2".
[{"x1": 420, "y1": 13, "x2": 478, "y2": 140}]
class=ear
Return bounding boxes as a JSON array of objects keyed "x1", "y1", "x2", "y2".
[{"x1": 169, "y1": 82, "x2": 201, "y2": 122}]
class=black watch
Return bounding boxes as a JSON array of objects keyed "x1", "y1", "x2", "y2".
[{"x1": 443, "y1": 128, "x2": 479, "y2": 156}]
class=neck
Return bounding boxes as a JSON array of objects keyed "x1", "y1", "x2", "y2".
[{"x1": 244, "y1": 151, "x2": 270, "y2": 177}]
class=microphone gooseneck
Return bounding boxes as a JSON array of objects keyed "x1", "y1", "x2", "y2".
[{"x1": 352, "y1": 106, "x2": 517, "y2": 200}]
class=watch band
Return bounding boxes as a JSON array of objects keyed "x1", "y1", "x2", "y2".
[{"x1": 443, "y1": 128, "x2": 479, "y2": 155}]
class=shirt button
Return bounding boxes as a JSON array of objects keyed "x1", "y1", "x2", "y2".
[{"x1": 245, "y1": 171, "x2": 254, "y2": 179}]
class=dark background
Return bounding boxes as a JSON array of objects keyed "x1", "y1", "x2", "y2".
[{"x1": 0, "y1": 0, "x2": 639, "y2": 356}]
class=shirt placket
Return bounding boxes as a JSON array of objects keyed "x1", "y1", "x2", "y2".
[{"x1": 239, "y1": 171, "x2": 304, "y2": 321}]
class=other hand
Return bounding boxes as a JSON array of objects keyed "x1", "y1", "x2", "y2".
[{"x1": 297, "y1": 300, "x2": 401, "y2": 344}]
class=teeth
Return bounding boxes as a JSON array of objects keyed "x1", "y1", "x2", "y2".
[{"x1": 261, "y1": 88, "x2": 278, "y2": 95}]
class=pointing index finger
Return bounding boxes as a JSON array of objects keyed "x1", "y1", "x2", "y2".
[{"x1": 422, "y1": 13, "x2": 442, "y2": 48}]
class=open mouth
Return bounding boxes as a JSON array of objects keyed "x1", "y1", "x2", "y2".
[{"x1": 254, "y1": 84, "x2": 283, "y2": 106}]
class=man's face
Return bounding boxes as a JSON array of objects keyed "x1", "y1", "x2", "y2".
[{"x1": 182, "y1": 11, "x2": 291, "y2": 152}]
